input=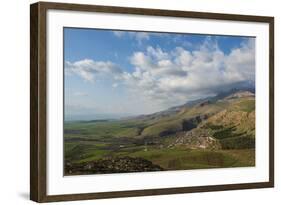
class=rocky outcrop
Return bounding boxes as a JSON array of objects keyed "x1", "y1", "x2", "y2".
[{"x1": 65, "y1": 156, "x2": 164, "y2": 175}]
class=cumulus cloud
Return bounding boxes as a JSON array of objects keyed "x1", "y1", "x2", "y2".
[
  {"x1": 122, "y1": 37, "x2": 255, "y2": 106},
  {"x1": 65, "y1": 59, "x2": 123, "y2": 82},
  {"x1": 66, "y1": 37, "x2": 255, "y2": 108}
]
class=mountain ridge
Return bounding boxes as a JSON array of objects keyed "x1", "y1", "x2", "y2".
[{"x1": 126, "y1": 86, "x2": 255, "y2": 123}]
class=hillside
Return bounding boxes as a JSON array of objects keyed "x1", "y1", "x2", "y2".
[{"x1": 135, "y1": 90, "x2": 255, "y2": 141}]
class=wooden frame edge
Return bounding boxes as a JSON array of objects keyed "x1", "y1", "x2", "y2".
[
  {"x1": 30, "y1": 2, "x2": 39, "y2": 202},
  {"x1": 30, "y1": 1, "x2": 274, "y2": 202},
  {"x1": 269, "y1": 17, "x2": 274, "y2": 188},
  {"x1": 36, "y1": 1, "x2": 274, "y2": 22},
  {"x1": 39, "y1": 182, "x2": 273, "y2": 203},
  {"x1": 30, "y1": 2, "x2": 48, "y2": 202}
]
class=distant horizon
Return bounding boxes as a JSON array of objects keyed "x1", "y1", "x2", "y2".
[
  {"x1": 65, "y1": 85, "x2": 255, "y2": 121},
  {"x1": 64, "y1": 28, "x2": 255, "y2": 120}
]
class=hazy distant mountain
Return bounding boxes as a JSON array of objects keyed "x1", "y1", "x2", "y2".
[{"x1": 128, "y1": 84, "x2": 255, "y2": 122}]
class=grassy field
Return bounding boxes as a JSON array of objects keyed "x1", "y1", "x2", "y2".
[
  {"x1": 64, "y1": 119, "x2": 255, "y2": 173},
  {"x1": 65, "y1": 136, "x2": 255, "y2": 172}
]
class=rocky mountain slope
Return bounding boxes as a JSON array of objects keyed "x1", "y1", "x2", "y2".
[{"x1": 131, "y1": 89, "x2": 255, "y2": 150}]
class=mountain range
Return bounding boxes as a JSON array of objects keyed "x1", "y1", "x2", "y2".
[{"x1": 125, "y1": 87, "x2": 255, "y2": 151}]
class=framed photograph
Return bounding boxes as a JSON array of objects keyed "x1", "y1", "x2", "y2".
[{"x1": 30, "y1": 1, "x2": 274, "y2": 202}]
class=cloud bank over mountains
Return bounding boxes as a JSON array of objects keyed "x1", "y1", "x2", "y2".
[{"x1": 66, "y1": 36, "x2": 255, "y2": 109}]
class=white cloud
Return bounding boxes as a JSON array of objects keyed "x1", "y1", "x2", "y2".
[
  {"x1": 122, "y1": 38, "x2": 255, "y2": 107},
  {"x1": 66, "y1": 38, "x2": 255, "y2": 110},
  {"x1": 133, "y1": 32, "x2": 150, "y2": 44},
  {"x1": 65, "y1": 59, "x2": 123, "y2": 82}
]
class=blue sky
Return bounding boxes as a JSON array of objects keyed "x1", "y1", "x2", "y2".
[{"x1": 64, "y1": 28, "x2": 255, "y2": 120}]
